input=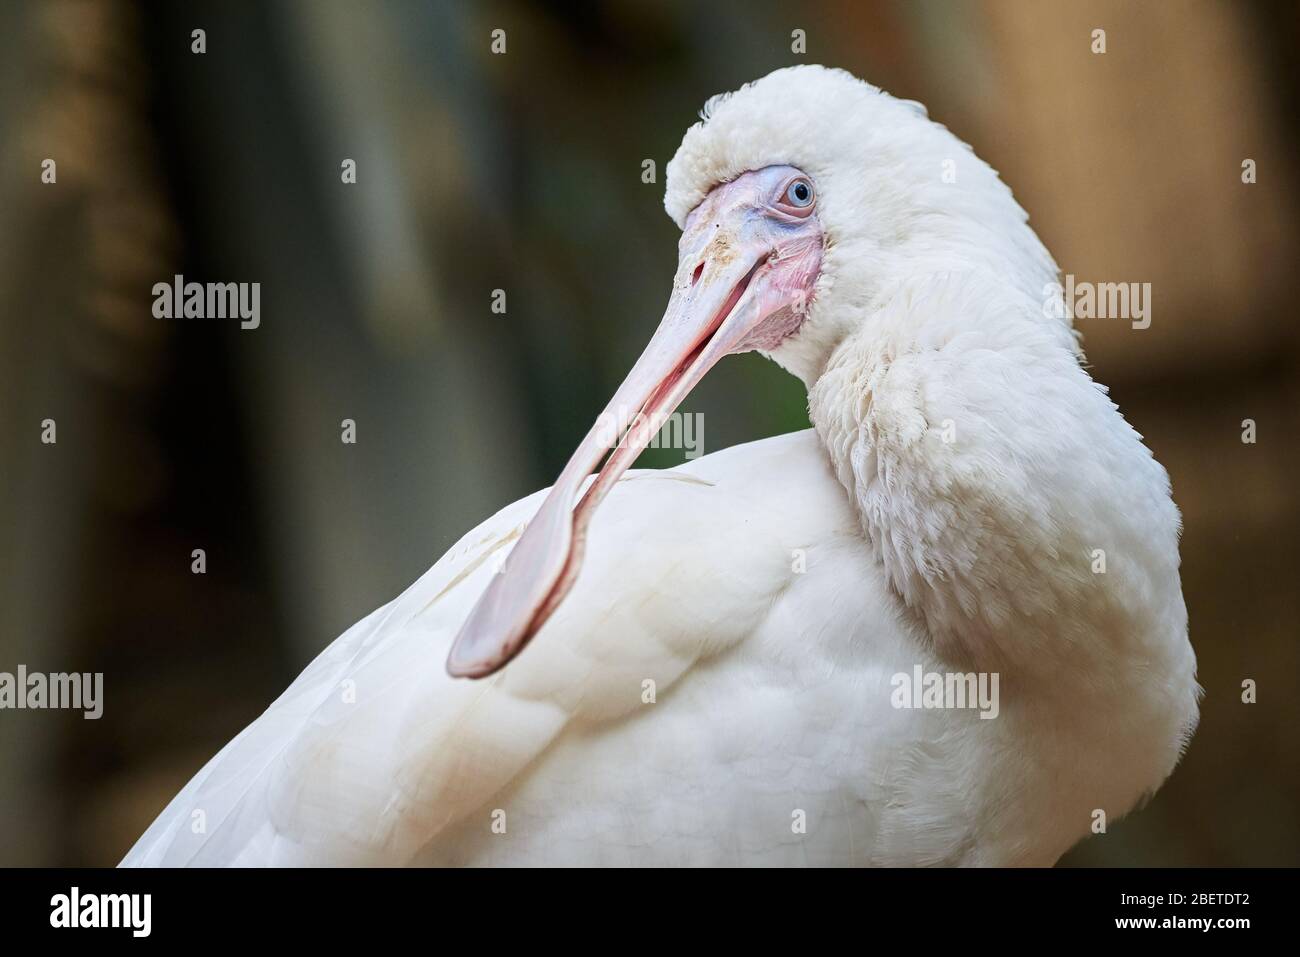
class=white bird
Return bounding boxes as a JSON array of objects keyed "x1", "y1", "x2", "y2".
[{"x1": 123, "y1": 66, "x2": 1198, "y2": 867}]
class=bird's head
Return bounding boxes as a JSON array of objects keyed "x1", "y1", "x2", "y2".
[
  {"x1": 663, "y1": 64, "x2": 1060, "y2": 384},
  {"x1": 447, "y1": 65, "x2": 1059, "y2": 678}
]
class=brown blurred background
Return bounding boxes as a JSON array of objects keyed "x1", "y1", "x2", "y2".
[{"x1": 0, "y1": 0, "x2": 1296, "y2": 866}]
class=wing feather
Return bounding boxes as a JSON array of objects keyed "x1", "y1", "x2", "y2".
[{"x1": 121, "y1": 430, "x2": 851, "y2": 866}]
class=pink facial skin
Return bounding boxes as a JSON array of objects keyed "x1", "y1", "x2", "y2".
[{"x1": 678, "y1": 165, "x2": 825, "y2": 353}]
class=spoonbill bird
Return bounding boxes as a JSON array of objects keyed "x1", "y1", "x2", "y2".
[{"x1": 124, "y1": 66, "x2": 1198, "y2": 867}]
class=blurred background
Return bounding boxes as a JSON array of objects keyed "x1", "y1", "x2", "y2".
[{"x1": 0, "y1": 0, "x2": 1296, "y2": 866}]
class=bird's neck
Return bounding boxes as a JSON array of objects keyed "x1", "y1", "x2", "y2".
[{"x1": 807, "y1": 268, "x2": 1193, "y2": 695}]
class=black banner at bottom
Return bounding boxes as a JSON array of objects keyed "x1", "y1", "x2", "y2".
[{"x1": 0, "y1": 866, "x2": 1276, "y2": 942}]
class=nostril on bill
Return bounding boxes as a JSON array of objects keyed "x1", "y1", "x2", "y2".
[{"x1": 691, "y1": 262, "x2": 704, "y2": 287}]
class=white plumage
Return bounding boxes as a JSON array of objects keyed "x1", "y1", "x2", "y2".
[{"x1": 123, "y1": 66, "x2": 1198, "y2": 867}]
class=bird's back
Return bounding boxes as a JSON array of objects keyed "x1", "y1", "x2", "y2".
[{"x1": 124, "y1": 430, "x2": 976, "y2": 866}]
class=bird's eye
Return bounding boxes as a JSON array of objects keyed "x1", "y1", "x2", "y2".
[{"x1": 784, "y1": 179, "x2": 815, "y2": 209}]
